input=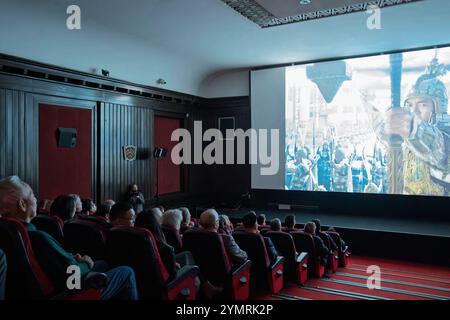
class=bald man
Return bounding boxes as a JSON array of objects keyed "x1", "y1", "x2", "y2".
[{"x1": 200, "y1": 209, "x2": 248, "y2": 266}]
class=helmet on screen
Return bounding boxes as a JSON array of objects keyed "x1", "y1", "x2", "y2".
[{"x1": 405, "y1": 57, "x2": 448, "y2": 123}]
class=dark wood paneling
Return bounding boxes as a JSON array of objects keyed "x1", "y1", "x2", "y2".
[
  {"x1": 0, "y1": 89, "x2": 38, "y2": 192},
  {"x1": 99, "y1": 102, "x2": 153, "y2": 203}
]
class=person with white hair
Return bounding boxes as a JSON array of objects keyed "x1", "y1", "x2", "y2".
[
  {"x1": 179, "y1": 207, "x2": 194, "y2": 234},
  {"x1": 199, "y1": 209, "x2": 248, "y2": 266},
  {"x1": 161, "y1": 209, "x2": 183, "y2": 231},
  {"x1": 0, "y1": 175, "x2": 139, "y2": 299}
]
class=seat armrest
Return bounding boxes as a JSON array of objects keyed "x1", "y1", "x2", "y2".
[
  {"x1": 231, "y1": 260, "x2": 252, "y2": 277},
  {"x1": 296, "y1": 252, "x2": 308, "y2": 264},
  {"x1": 167, "y1": 265, "x2": 199, "y2": 291},
  {"x1": 269, "y1": 256, "x2": 285, "y2": 270}
]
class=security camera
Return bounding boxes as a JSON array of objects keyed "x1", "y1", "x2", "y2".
[
  {"x1": 157, "y1": 78, "x2": 167, "y2": 85},
  {"x1": 101, "y1": 69, "x2": 110, "y2": 77}
]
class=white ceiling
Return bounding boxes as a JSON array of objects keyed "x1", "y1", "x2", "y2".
[{"x1": 1, "y1": 0, "x2": 449, "y2": 97}]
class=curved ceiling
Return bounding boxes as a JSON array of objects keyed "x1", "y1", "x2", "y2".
[{"x1": 1, "y1": 0, "x2": 449, "y2": 97}]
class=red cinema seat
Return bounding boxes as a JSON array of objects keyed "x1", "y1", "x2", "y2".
[
  {"x1": 64, "y1": 220, "x2": 107, "y2": 260},
  {"x1": 326, "y1": 231, "x2": 350, "y2": 267},
  {"x1": 75, "y1": 215, "x2": 112, "y2": 229},
  {"x1": 161, "y1": 225, "x2": 183, "y2": 253},
  {"x1": 316, "y1": 231, "x2": 339, "y2": 273},
  {"x1": 290, "y1": 231, "x2": 325, "y2": 278},
  {"x1": 31, "y1": 214, "x2": 64, "y2": 245},
  {"x1": 265, "y1": 231, "x2": 308, "y2": 285},
  {"x1": 182, "y1": 229, "x2": 252, "y2": 300},
  {"x1": 0, "y1": 217, "x2": 101, "y2": 300},
  {"x1": 233, "y1": 231, "x2": 284, "y2": 295},
  {"x1": 107, "y1": 227, "x2": 198, "y2": 300}
]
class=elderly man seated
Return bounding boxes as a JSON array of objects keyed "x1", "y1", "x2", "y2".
[
  {"x1": 199, "y1": 209, "x2": 248, "y2": 266},
  {"x1": 0, "y1": 176, "x2": 139, "y2": 299}
]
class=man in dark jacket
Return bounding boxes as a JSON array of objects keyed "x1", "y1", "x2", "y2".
[{"x1": 242, "y1": 212, "x2": 279, "y2": 263}]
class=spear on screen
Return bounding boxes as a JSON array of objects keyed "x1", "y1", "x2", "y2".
[{"x1": 387, "y1": 53, "x2": 404, "y2": 194}]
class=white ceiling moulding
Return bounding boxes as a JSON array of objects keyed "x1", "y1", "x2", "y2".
[{"x1": 221, "y1": 0, "x2": 424, "y2": 28}]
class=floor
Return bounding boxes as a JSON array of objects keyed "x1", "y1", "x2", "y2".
[{"x1": 263, "y1": 256, "x2": 450, "y2": 300}]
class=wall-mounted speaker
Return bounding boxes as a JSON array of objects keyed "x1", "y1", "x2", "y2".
[{"x1": 56, "y1": 128, "x2": 77, "y2": 148}]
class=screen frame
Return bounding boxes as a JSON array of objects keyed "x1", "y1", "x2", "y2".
[{"x1": 249, "y1": 43, "x2": 450, "y2": 219}]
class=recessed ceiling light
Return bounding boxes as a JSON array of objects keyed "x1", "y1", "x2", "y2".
[{"x1": 299, "y1": 0, "x2": 311, "y2": 4}]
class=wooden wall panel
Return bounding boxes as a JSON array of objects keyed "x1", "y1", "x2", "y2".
[
  {"x1": 0, "y1": 89, "x2": 38, "y2": 193},
  {"x1": 99, "y1": 102, "x2": 153, "y2": 203}
]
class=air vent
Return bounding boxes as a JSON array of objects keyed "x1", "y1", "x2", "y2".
[
  {"x1": 2, "y1": 65, "x2": 25, "y2": 75},
  {"x1": 100, "y1": 84, "x2": 114, "y2": 91},
  {"x1": 141, "y1": 92, "x2": 152, "y2": 98},
  {"x1": 47, "y1": 74, "x2": 66, "y2": 82},
  {"x1": 115, "y1": 87, "x2": 128, "y2": 93},
  {"x1": 85, "y1": 81, "x2": 100, "y2": 88},
  {"x1": 27, "y1": 70, "x2": 46, "y2": 79},
  {"x1": 129, "y1": 89, "x2": 140, "y2": 96},
  {"x1": 153, "y1": 94, "x2": 162, "y2": 100},
  {"x1": 67, "y1": 78, "x2": 84, "y2": 85},
  {"x1": 163, "y1": 96, "x2": 173, "y2": 102}
]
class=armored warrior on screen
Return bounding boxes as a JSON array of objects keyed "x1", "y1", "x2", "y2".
[{"x1": 382, "y1": 57, "x2": 450, "y2": 195}]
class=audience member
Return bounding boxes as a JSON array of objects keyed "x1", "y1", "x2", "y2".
[
  {"x1": 270, "y1": 218, "x2": 282, "y2": 232},
  {"x1": 218, "y1": 214, "x2": 233, "y2": 235},
  {"x1": 135, "y1": 210, "x2": 222, "y2": 298},
  {"x1": 199, "y1": 209, "x2": 247, "y2": 266},
  {"x1": 162, "y1": 209, "x2": 183, "y2": 231},
  {"x1": 109, "y1": 202, "x2": 136, "y2": 227},
  {"x1": 284, "y1": 214, "x2": 298, "y2": 232},
  {"x1": 179, "y1": 207, "x2": 194, "y2": 234},
  {"x1": 242, "y1": 212, "x2": 279, "y2": 263},
  {"x1": 257, "y1": 214, "x2": 267, "y2": 226},
  {"x1": 0, "y1": 176, "x2": 139, "y2": 299},
  {"x1": 96, "y1": 200, "x2": 115, "y2": 221},
  {"x1": 149, "y1": 207, "x2": 163, "y2": 224},
  {"x1": 68, "y1": 194, "x2": 83, "y2": 214},
  {"x1": 304, "y1": 221, "x2": 330, "y2": 277},
  {"x1": 50, "y1": 195, "x2": 77, "y2": 222},
  {"x1": 126, "y1": 184, "x2": 145, "y2": 214},
  {"x1": 81, "y1": 198, "x2": 97, "y2": 216}
]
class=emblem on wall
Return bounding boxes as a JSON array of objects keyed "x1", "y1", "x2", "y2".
[{"x1": 123, "y1": 145, "x2": 137, "y2": 161}]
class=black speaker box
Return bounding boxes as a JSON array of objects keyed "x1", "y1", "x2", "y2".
[{"x1": 56, "y1": 128, "x2": 77, "y2": 148}]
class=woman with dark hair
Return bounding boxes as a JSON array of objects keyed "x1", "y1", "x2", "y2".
[
  {"x1": 135, "y1": 211, "x2": 222, "y2": 299},
  {"x1": 81, "y1": 198, "x2": 97, "y2": 216},
  {"x1": 50, "y1": 195, "x2": 77, "y2": 222},
  {"x1": 126, "y1": 184, "x2": 145, "y2": 214}
]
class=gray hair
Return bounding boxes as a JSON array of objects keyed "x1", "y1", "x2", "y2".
[
  {"x1": 304, "y1": 222, "x2": 316, "y2": 235},
  {"x1": 0, "y1": 176, "x2": 32, "y2": 215},
  {"x1": 199, "y1": 209, "x2": 219, "y2": 229},
  {"x1": 161, "y1": 209, "x2": 183, "y2": 230},
  {"x1": 270, "y1": 218, "x2": 282, "y2": 231},
  {"x1": 179, "y1": 207, "x2": 191, "y2": 224}
]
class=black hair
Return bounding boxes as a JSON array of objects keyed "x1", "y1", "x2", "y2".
[
  {"x1": 50, "y1": 195, "x2": 76, "y2": 221},
  {"x1": 96, "y1": 203, "x2": 111, "y2": 217},
  {"x1": 285, "y1": 215, "x2": 296, "y2": 228},
  {"x1": 81, "y1": 198, "x2": 94, "y2": 214},
  {"x1": 109, "y1": 202, "x2": 133, "y2": 222},
  {"x1": 257, "y1": 214, "x2": 266, "y2": 225},
  {"x1": 242, "y1": 211, "x2": 257, "y2": 229},
  {"x1": 135, "y1": 210, "x2": 166, "y2": 244},
  {"x1": 312, "y1": 219, "x2": 321, "y2": 231}
]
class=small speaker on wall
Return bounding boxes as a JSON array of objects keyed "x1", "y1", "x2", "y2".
[{"x1": 56, "y1": 128, "x2": 77, "y2": 148}]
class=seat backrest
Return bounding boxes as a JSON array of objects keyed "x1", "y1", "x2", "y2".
[
  {"x1": 233, "y1": 231, "x2": 270, "y2": 269},
  {"x1": 317, "y1": 231, "x2": 331, "y2": 250},
  {"x1": 107, "y1": 227, "x2": 169, "y2": 299},
  {"x1": 63, "y1": 220, "x2": 107, "y2": 260},
  {"x1": 326, "y1": 231, "x2": 342, "y2": 253},
  {"x1": 182, "y1": 229, "x2": 232, "y2": 286},
  {"x1": 31, "y1": 215, "x2": 64, "y2": 245},
  {"x1": 161, "y1": 225, "x2": 182, "y2": 253},
  {"x1": 290, "y1": 231, "x2": 316, "y2": 259},
  {"x1": 265, "y1": 231, "x2": 296, "y2": 264},
  {"x1": 0, "y1": 218, "x2": 54, "y2": 299},
  {"x1": 75, "y1": 215, "x2": 112, "y2": 229}
]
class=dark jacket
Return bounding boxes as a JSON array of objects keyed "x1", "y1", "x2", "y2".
[
  {"x1": 221, "y1": 234, "x2": 248, "y2": 266},
  {"x1": 313, "y1": 235, "x2": 330, "y2": 266},
  {"x1": 263, "y1": 237, "x2": 279, "y2": 264},
  {"x1": 127, "y1": 192, "x2": 145, "y2": 214},
  {"x1": 156, "y1": 240, "x2": 178, "y2": 281}
]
